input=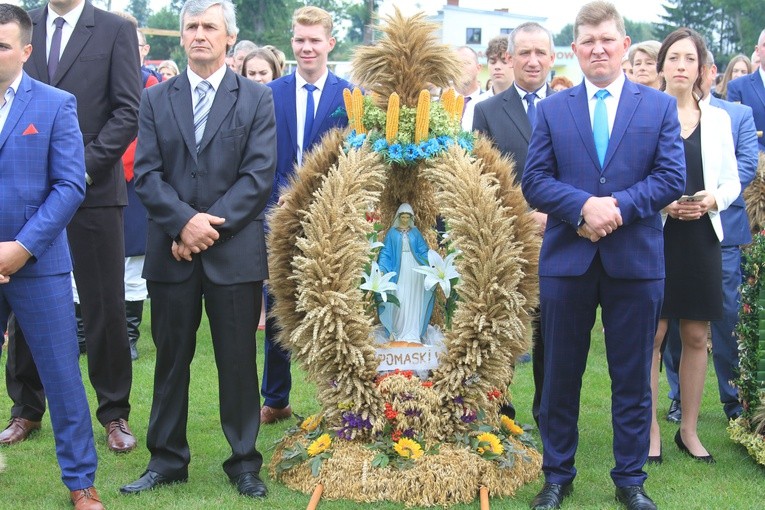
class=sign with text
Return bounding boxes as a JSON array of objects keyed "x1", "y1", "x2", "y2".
[{"x1": 376, "y1": 344, "x2": 443, "y2": 372}]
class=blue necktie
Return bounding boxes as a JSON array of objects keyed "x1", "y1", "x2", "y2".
[
  {"x1": 303, "y1": 83, "x2": 318, "y2": 151},
  {"x1": 524, "y1": 92, "x2": 537, "y2": 129},
  {"x1": 48, "y1": 17, "x2": 65, "y2": 81},
  {"x1": 593, "y1": 89, "x2": 610, "y2": 167},
  {"x1": 193, "y1": 80, "x2": 212, "y2": 152}
]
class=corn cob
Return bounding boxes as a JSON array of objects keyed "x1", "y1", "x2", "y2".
[
  {"x1": 441, "y1": 88, "x2": 455, "y2": 118},
  {"x1": 352, "y1": 88, "x2": 366, "y2": 134},
  {"x1": 385, "y1": 93, "x2": 400, "y2": 143},
  {"x1": 414, "y1": 90, "x2": 431, "y2": 143},
  {"x1": 343, "y1": 88, "x2": 354, "y2": 130},
  {"x1": 455, "y1": 95, "x2": 465, "y2": 124}
]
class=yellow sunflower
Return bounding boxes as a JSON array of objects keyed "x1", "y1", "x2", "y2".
[
  {"x1": 300, "y1": 414, "x2": 321, "y2": 432},
  {"x1": 393, "y1": 438, "x2": 424, "y2": 459},
  {"x1": 306, "y1": 433, "x2": 332, "y2": 456},
  {"x1": 500, "y1": 415, "x2": 525, "y2": 436},
  {"x1": 476, "y1": 432, "x2": 504, "y2": 456}
]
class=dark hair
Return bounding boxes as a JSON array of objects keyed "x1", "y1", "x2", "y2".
[
  {"x1": 240, "y1": 48, "x2": 282, "y2": 81},
  {"x1": 0, "y1": 4, "x2": 32, "y2": 46},
  {"x1": 657, "y1": 27, "x2": 707, "y2": 97}
]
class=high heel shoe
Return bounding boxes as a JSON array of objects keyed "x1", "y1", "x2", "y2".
[
  {"x1": 674, "y1": 430, "x2": 715, "y2": 463},
  {"x1": 647, "y1": 443, "x2": 662, "y2": 465}
]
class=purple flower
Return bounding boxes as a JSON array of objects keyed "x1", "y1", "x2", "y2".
[
  {"x1": 336, "y1": 411, "x2": 372, "y2": 440},
  {"x1": 404, "y1": 409, "x2": 421, "y2": 417},
  {"x1": 453, "y1": 396, "x2": 464, "y2": 405},
  {"x1": 403, "y1": 428, "x2": 416, "y2": 438},
  {"x1": 461, "y1": 410, "x2": 477, "y2": 423}
]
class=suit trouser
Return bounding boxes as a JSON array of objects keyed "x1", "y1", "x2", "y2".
[
  {"x1": 146, "y1": 270, "x2": 263, "y2": 478},
  {"x1": 0, "y1": 274, "x2": 98, "y2": 490},
  {"x1": 261, "y1": 286, "x2": 291, "y2": 409},
  {"x1": 6, "y1": 206, "x2": 131, "y2": 425},
  {"x1": 539, "y1": 255, "x2": 661, "y2": 487},
  {"x1": 663, "y1": 245, "x2": 743, "y2": 417}
]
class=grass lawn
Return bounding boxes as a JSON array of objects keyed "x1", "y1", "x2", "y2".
[{"x1": 0, "y1": 306, "x2": 762, "y2": 509}]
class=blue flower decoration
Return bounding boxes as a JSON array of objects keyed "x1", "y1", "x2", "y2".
[
  {"x1": 388, "y1": 143, "x2": 404, "y2": 160},
  {"x1": 348, "y1": 131, "x2": 366, "y2": 149},
  {"x1": 438, "y1": 135, "x2": 454, "y2": 148},
  {"x1": 457, "y1": 136, "x2": 473, "y2": 151},
  {"x1": 421, "y1": 138, "x2": 442, "y2": 158},
  {"x1": 403, "y1": 144, "x2": 424, "y2": 162},
  {"x1": 372, "y1": 138, "x2": 388, "y2": 152}
]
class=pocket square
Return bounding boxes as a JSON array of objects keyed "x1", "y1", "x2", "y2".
[{"x1": 22, "y1": 124, "x2": 38, "y2": 135}]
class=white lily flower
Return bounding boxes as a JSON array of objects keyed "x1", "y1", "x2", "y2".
[
  {"x1": 369, "y1": 240, "x2": 385, "y2": 250},
  {"x1": 413, "y1": 250, "x2": 460, "y2": 297},
  {"x1": 360, "y1": 261, "x2": 397, "y2": 302}
]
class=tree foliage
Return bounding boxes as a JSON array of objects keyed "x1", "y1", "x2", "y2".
[{"x1": 552, "y1": 19, "x2": 655, "y2": 47}]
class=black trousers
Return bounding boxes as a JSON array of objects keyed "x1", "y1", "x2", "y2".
[
  {"x1": 145, "y1": 268, "x2": 263, "y2": 479},
  {"x1": 5, "y1": 206, "x2": 132, "y2": 425}
]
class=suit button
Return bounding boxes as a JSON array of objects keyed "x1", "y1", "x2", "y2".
[
  {"x1": 191, "y1": 172, "x2": 196, "y2": 178},
  {"x1": 599, "y1": 177, "x2": 606, "y2": 184}
]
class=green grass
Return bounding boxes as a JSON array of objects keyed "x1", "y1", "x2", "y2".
[{"x1": 1, "y1": 307, "x2": 763, "y2": 509}]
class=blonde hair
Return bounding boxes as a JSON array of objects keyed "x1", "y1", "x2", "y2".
[
  {"x1": 574, "y1": 1, "x2": 625, "y2": 40},
  {"x1": 719, "y1": 54, "x2": 752, "y2": 99},
  {"x1": 292, "y1": 6, "x2": 333, "y2": 38}
]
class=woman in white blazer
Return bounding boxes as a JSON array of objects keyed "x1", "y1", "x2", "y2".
[{"x1": 648, "y1": 28, "x2": 740, "y2": 465}]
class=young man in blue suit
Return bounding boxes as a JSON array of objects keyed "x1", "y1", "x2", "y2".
[
  {"x1": 261, "y1": 5, "x2": 350, "y2": 424},
  {"x1": 0, "y1": 5, "x2": 103, "y2": 509},
  {"x1": 662, "y1": 51, "x2": 759, "y2": 424},
  {"x1": 521, "y1": 2, "x2": 685, "y2": 509},
  {"x1": 727, "y1": 29, "x2": 765, "y2": 151}
]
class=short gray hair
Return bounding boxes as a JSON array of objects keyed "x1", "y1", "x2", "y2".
[
  {"x1": 628, "y1": 40, "x2": 661, "y2": 65},
  {"x1": 180, "y1": 0, "x2": 238, "y2": 37},
  {"x1": 233, "y1": 40, "x2": 257, "y2": 55},
  {"x1": 507, "y1": 22, "x2": 554, "y2": 55}
]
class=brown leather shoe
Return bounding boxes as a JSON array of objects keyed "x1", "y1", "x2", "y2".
[
  {"x1": 0, "y1": 417, "x2": 41, "y2": 445},
  {"x1": 105, "y1": 419, "x2": 136, "y2": 453},
  {"x1": 70, "y1": 486, "x2": 105, "y2": 510},
  {"x1": 260, "y1": 405, "x2": 292, "y2": 424}
]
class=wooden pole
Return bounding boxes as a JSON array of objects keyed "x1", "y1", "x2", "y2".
[
  {"x1": 479, "y1": 486, "x2": 490, "y2": 510},
  {"x1": 306, "y1": 483, "x2": 324, "y2": 510}
]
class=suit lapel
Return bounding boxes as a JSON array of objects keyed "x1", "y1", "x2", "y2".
[
  {"x1": 280, "y1": 73, "x2": 298, "y2": 153},
  {"x1": 198, "y1": 70, "x2": 237, "y2": 155},
  {"x1": 0, "y1": 74, "x2": 32, "y2": 151},
  {"x1": 50, "y1": 2, "x2": 95, "y2": 87},
  {"x1": 604, "y1": 80, "x2": 641, "y2": 170},
  {"x1": 503, "y1": 87, "x2": 531, "y2": 143},
  {"x1": 568, "y1": 84, "x2": 601, "y2": 171},
  {"x1": 750, "y1": 72, "x2": 765, "y2": 113},
  {"x1": 310, "y1": 72, "x2": 340, "y2": 145},
  {"x1": 29, "y1": 8, "x2": 49, "y2": 83},
  {"x1": 169, "y1": 73, "x2": 197, "y2": 160}
]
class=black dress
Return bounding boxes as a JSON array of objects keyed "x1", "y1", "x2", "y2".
[{"x1": 661, "y1": 124, "x2": 723, "y2": 321}]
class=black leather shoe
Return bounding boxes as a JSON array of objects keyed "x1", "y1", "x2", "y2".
[
  {"x1": 120, "y1": 470, "x2": 188, "y2": 494},
  {"x1": 666, "y1": 399, "x2": 681, "y2": 423},
  {"x1": 231, "y1": 472, "x2": 267, "y2": 498},
  {"x1": 615, "y1": 485, "x2": 657, "y2": 510},
  {"x1": 674, "y1": 429, "x2": 714, "y2": 463},
  {"x1": 530, "y1": 482, "x2": 573, "y2": 510}
]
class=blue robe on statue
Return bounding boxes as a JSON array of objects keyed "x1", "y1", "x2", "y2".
[{"x1": 377, "y1": 223, "x2": 435, "y2": 340}]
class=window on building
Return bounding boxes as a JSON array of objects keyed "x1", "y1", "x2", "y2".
[
  {"x1": 466, "y1": 28, "x2": 481, "y2": 45},
  {"x1": 500, "y1": 28, "x2": 513, "y2": 35}
]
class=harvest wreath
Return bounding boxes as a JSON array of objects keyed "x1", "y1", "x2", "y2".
[{"x1": 266, "y1": 10, "x2": 542, "y2": 506}]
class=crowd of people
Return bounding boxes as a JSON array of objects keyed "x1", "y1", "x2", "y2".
[{"x1": 0, "y1": 0, "x2": 764, "y2": 509}]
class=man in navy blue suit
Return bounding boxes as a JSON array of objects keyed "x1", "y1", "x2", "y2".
[
  {"x1": 662, "y1": 51, "x2": 759, "y2": 424},
  {"x1": 0, "y1": 5, "x2": 103, "y2": 508},
  {"x1": 727, "y1": 28, "x2": 765, "y2": 151},
  {"x1": 261, "y1": 5, "x2": 350, "y2": 424},
  {"x1": 521, "y1": 2, "x2": 685, "y2": 509}
]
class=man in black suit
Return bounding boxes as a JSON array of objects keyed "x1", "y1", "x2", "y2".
[
  {"x1": 0, "y1": 0, "x2": 140, "y2": 452},
  {"x1": 119, "y1": 0, "x2": 276, "y2": 498},
  {"x1": 473, "y1": 21, "x2": 555, "y2": 426}
]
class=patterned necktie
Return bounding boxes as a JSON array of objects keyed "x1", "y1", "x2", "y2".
[
  {"x1": 524, "y1": 92, "x2": 538, "y2": 129},
  {"x1": 303, "y1": 83, "x2": 318, "y2": 151},
  {"x1": 193, "y1": 80, "x2": 212, "y2": 152},
  {"x1": 48, "y1": 17, "x2": 65, "y2": 81},
  {"x1": 593, "y1": 89, "x2": 610, "y2": 167}
]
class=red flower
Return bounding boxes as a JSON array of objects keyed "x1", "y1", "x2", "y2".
[
  {"x1": 391, "y1": 429, "x2": 402, "y2": 442},
  {"x1": 421, "y1": 381, "x2": 433, "y2": 388},
  {"x1": 384, "y1": 402, "x2": 398, "y2": 420},
  {"x1": 487, "y1": 389, "x2": 502, "y2": 401},
  {"x1": 743, "y1": 303, "x2": 752, "y2": 314}
]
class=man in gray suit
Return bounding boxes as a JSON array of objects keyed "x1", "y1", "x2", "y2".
[
  {"x1": 119, "y1": 0, "x2": 276, "y2": 499},
  {"x1": 473, "y1": 21, "x2": 555, "y2": 425}
]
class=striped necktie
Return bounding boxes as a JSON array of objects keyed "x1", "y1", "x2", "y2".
[{"x1": 193, "y1": 80, "x2": 213, "y2": 152}]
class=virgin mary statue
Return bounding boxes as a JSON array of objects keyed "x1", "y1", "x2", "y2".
[{"x1": 377, "y1": 203, "x2": 435, "y2": 341}]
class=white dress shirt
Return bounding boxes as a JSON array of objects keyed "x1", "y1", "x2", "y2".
[
  {"x1": 0, "y1": 73, "x2": 22, "y2": 135},
  {"x1": 295, "y1": 70, "x2": 328, "y2": 165},
  {"x1": 583, "y1": 72, "x2": 625, "y2": 135},
  {"x1": 187, "y1": 64, "x2": 227, "y2": 110},
  {"x1": 46, "y1": 0, "x2": 86, "y2": 63}
]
